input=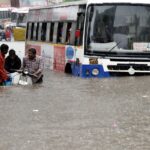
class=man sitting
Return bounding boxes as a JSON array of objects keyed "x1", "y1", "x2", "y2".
[
  {"x1": 5, "y1": 49, "x2": 21, "y2": 73},
  {"x1": 23, "y1": 48, "x2": 44, "y2": 84}
]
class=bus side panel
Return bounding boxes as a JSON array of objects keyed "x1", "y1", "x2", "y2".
[
  {"x1": 41, "y1": 44, "x2": 54, "y2": 70},
  {"x1": 65, "y1": 46, "x2": 84, "y2": 76},
  {"x1": 54, "y1": 46, "x2": 66, "y2": 71}
]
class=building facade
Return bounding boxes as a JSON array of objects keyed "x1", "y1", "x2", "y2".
[
  {"x1": 11, "y1": 0, "x2": 19, "y2": 7},
  {"x1": 0, "y1": 0, "x2": 11, "y2": 7}
]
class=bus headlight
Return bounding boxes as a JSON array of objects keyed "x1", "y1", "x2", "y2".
[{"x1": 92, "y1": 68, "x2": 99, "y2": 76}]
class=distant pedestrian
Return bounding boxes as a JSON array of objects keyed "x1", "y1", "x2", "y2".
[
  {"x1": 5, "y1": 49, "x2": 21, "y2": 73},
  {"x1": 5, "y1": 27, "x2": 11, "y2": 41}
]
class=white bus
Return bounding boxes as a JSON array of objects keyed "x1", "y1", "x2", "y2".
[
  {"x1": 0, "y1": 8, "x2": 11, "y2": 27},
  {"x1": 11, "y1": 7, "x2": 29, "y2": 27},
  {"x1": 26, "y1": 0, "x2": 150, "y2": 78},
  {"x1": 11, "y1": 7, "x2": 29, "y2": 41}
]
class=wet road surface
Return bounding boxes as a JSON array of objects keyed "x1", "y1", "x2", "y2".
[{"x1": 0, "y1": 70, "x2": 150, "y2": 150}]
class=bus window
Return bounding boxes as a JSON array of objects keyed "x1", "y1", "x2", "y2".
[
  {"x1": 69, "y1": 22, "x2": 76, "y2": 45},
  {"x1": 46, "y1": 22, "x2": 51, "y2": 42},
  {"x1": 27, "y1": 22, "x2": 32, "y2": 40},
  {"x1": 33, "y1": 23, "x2": 37, "y2": 41},
  {"x1": 17, "y1": 13, "x2": 27, "y2": 27},
  {"x1": 36, "y1": 23, "x2": 39, "y2": 41},
  {"x1": 66, "y1": 22, "x2": 72, "y2": 44},
  {"x1": 57, "y1": 22, "x2": 63, "y2": 43},
  {"x1": 50, "y1": 22, "x2": 54, "y2": 42},
  {"x1": 41, "y1": 22, "x2": 47, "y2": 41},
  {"x1": 1, "y1": 11, "x2": 4, "y2": 19},
  {"x1": 61, "y1": 22, "x2": 67, "y2": 44},
  {"x1": 3, "y1": 11, "x2": 5, "y2": 18},
  {"x1": 38, "y1": 22, "x2": 42, "y2": 41},
  {"x1": 31, "y1": 23, "x2": 34, "y2": 40},
  {"x1": 53, "y1": 22, "x2": 58, "y2": 43},
  {"x1": 26, "y1": 22, "x2": 29, "y2": 39},
  {"x1": 75, "y1": 13, "x2": 85, "y2": 46}
]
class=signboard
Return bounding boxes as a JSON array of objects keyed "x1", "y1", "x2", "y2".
[{"x1": 133, "y1": 42, "x2": 150, "y2": 51}]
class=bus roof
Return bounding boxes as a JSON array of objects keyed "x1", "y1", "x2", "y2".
[
  {"x1": 29, "y1": 0, "x2": 87, "y2": 11},
  {"x1": 0, "y1": 7, "x2": 11, "y2": 11},
  {"x1": 28, "y1": 1, "x2": 87, "y2": 22},
  {"x1": 11, "y1": 7, "x2": 29, "y2": 13},
  {"x1": 88, "y1": 0, "x2": 150, "y2": 5}
]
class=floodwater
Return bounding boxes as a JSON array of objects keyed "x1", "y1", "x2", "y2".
[{"x1": 0, "y1": 70, "x2": 150, "y2": 150}]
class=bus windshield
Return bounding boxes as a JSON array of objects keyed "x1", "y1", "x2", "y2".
[
  {"x1": 18, "y1": 13, "x2": 27, "y2": 27},
  {"x1": 85, "y1": 4, "x2": 150, "y2": 55}
]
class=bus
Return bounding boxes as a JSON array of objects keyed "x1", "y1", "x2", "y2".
[
  {"x1": 26, "y1": 0, "x2": 150, "y2": 78},
  {"x1": 11, "y1": 7, "x2": 29, "y2": 41},
  {"x1": 0, "y1": 8, "x2": 11, "y2": 27}
]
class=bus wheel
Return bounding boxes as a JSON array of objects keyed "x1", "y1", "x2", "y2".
[{"x1": 65, "y1": 63, "x2": 72, "y2": 74}]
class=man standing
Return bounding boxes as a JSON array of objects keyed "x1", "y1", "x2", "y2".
[
  {"x1": 5, "y1": 49, "x2": 21, "y2": 73},
  {"x1": 23, "y1": 48, "x2": 44, "y2": 84},
  {"x1": 0, "y1": 44, "x2": 9, "y2": 85},
  {"x1": 5, "y1": 27, "x2": 11, "y2": 41}
]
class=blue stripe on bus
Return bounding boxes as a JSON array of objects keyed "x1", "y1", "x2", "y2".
[{"x1": 81, "y1": 65, "x2": 110, "y2": 78}]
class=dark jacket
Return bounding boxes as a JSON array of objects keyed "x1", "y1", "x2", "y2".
[{"x1": 5, "y1": 55, "x2": 21, "y2": 73}]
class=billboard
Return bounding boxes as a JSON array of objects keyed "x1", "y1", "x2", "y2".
[{"x1": 20, "y1": 0, "x2": 48, "y2": 7}]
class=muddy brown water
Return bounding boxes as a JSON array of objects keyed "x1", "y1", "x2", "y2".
[{"x1": 0, "y1": 70, "x2": 150, "y2": 150}]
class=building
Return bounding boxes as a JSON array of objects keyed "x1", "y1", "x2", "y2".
[
  {"x1": 0, "y1": 0, "x2": 11, "y2": 7},
  {"x1": 11, "y1": 0, "x2": 19, "y2": 7}
]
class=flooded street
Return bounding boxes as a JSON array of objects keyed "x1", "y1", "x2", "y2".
[
  {"x1": 0, "y1": 41, "x2": 150, "y2": 149},
  {"x1": 0, "y1": 70, "x2": 150, "y2": 150}
]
